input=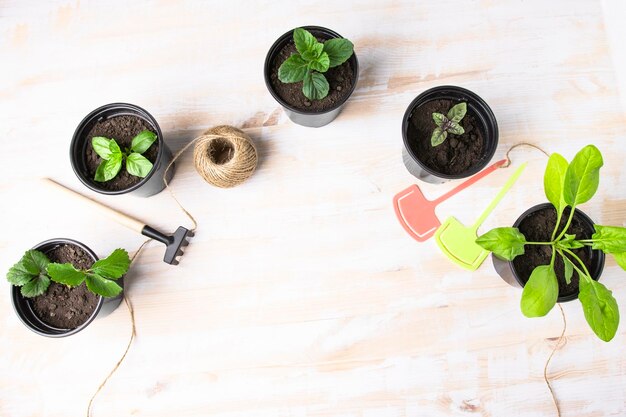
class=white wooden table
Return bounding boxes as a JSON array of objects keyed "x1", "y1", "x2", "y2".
[{"x1": 1, "y1": 1, "x2": 625, "y2": 416}]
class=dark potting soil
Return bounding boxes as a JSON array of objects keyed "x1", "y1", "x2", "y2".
[
  {"x1": 30, "y1": 244, "x2": 99, "y2": 329},
  {"x1": 407, "y1": 99, "x2": 485, "y2": 175},
  {"x1": 513, "y1": 206, "x2": 594, "y2": 298},
  {"x1": 270, "y1": 36, "x2": 354, "y2": 112},
  {"x1": 85, "y1": 115, "x2": 159, "y2": 191}
]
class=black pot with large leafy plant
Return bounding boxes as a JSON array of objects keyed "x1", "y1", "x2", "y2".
[{"x1": 477, "y1": 145, "x2": 625, "y2": 342}]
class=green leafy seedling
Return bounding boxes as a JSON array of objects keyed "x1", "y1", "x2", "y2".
[
  {"x1": 431, "y1": 102, "x2": 467, "y2": 147},
  {"x1": 92, "y1": 130, "x2": 157, "y2": 182},
  {"x1": 278, "y1": 27, "x2": 354, "y2": 101},
  {"x1": 7, "y1": 248, "x2": 130, "y2": 298},
  {"x1": 476, "y1": 145, "x2": 625, "y2": 342}
]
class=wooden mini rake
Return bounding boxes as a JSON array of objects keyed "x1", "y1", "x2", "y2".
[{"x1": 44, "y1": 178, "x2": 193, "y2": 265}]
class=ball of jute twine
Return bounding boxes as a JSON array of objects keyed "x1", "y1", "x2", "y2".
[{"x1": 192, "y1": 125, "x2": 257, "y2": 188}]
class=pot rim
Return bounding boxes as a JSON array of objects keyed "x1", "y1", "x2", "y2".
[
  {"x1": 10, "y1": 238, "x2": 104, "y2": 337},
  {"x1": 507, "y1": 202, "x2": 605, "y2": 302},
  {"x1": 263, "y1": 25, "x2": 360, "y2": 116},
  {"x1": 70, "y1": 102, "x2": 165, "y2": 195},
  {"x1": 401, "y1": 85, "x2": 498, "y2": 180}
]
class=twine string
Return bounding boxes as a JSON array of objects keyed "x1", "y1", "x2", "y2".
[
  {"x1": 501, "y1": 142, "x2": 550, "y2": 168},
  {"x1": 545, "y1": 304, "x2": 567, "y2": 417},
  {"x1": 86, "y1": 125, "x2": 257, "y2": 416},
  {"x1": 86, "y1": 239, "x2": 151, "y2": 417}
]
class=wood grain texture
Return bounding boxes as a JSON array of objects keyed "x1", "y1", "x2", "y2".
[{"x1": 1, "y1": 1, "x2": 625, "y2": 416}]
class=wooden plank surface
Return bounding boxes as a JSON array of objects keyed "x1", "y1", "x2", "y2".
[{"x1": 1, "y1": 1, "x2": 625, "y2": 416}]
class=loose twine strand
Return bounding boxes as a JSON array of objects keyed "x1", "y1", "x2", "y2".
[
  {"x1": 501, "y1": 142, "x2": 565, "y2": 417},
  {"x1": 87, "y1": 238, "x2": 151, "y2": 417},
  {"x1": 87, "y1": 126, "x2": 256, "y2": 416},
  {"x1": 545, "y1": 304, "x2": 567, "y2": 417}
]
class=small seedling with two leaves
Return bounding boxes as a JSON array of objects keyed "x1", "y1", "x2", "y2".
[
  {"x1": 92, "y1": 130, "x2": 157, "y2": 182},
  {"x1": 278, "y1": 28, "x2": 354, "y2": 101},
  {"x1": 7, "y1": 248, "x2": 130, "y2": 298},
  {"x1": 476, "y1": 145, "x2": 626, "y2": 342},
  {"x1": 431, "y1": 102, "x2": 467, "y2": 147}
]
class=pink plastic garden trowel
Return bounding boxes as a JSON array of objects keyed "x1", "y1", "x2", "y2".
[{"x1": 393, "y1": 159, "x2": 506, "y2": 242}]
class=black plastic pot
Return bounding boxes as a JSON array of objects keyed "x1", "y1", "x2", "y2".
[
  {"x1": 401, "y1": 85, "x2": 498, "y2": 183},
  {"x1": 70, "y1": 103, "x2": 174, "y2": 197},
  {"x1": 11, "y1": 238, "x2": 124, "y2": 337},
  {"x1": 264, "y1": 26, "x2": 359, "y2": 128},
  {"x1": 492, "y1": 203, "x2": 605, "y2": 302}
]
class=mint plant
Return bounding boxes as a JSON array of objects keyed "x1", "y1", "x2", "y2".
[
  {"x1": 431, "y1": 102, "x2": 467, "y2": 146},
  {"x1": 7, "y1": 248, "x2": 130, "y2": 298},
  {"x1": 92, "y1": 130, "x2": 157, "y2": 182},
  {"x1": 476, "y1": 145, "x2": 625, "y2": 341},
  {"x1": 278, "y1": 28, "x2": 354, "y2": 101}
]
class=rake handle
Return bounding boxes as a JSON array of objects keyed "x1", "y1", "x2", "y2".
[{"x1": 43, "y1": 178, "x2": 146, "y2": 233}]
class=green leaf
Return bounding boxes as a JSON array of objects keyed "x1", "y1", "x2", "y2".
[
  {"x1": 20, "y1": 275, "x2": 50, "y2": 298},
  {"x1": 446, "y1": 122, "x2": 465, "y2": 135},
  {"x1": 520, "y1": 265, "x2": 558, "y2": 317},
  {"x1": 92, "y1": 137, "x2": 113, "y2": 160},
  {"x1": 579, "y1": 276, "x2": 620, "y2": 342},
  {"x1": 447, "y1": 102, "x2": 467, "y2": 123},
  {"x1": 94, "y1": 153, "x2": 122, "y2": 182},
  {"x1": 476, "y1": 227, "x2": 527, "y2": 261},
  {"x1": 302, "y1": 71, "x2": 329, "y2": 100},
  {"x1": 323, "y1": 38, "x2": 354, "y2": 68},
  {"x1": 278, "y1": 54, "x2": 309, "y2": 83},
  {"x1": 612, "y1": 252, "x2": 626, "y2": 271},
  {"x1": 293, "y1": 28, "x2": 317, "y2": 56},
  {"x1": 544, "y1": 153, "x2": 569, "y2": 216},
  {"x1": 108, "y1": 138, "x2": 122, "y2": 155},
  {"x1": 7, "y1": 264, "x2": 34, "y2": 286},
  {"x1": 301, "y1": 43, "x2": 323, "y2": 62},
  {"x1": 562, "y1": 253, "x2": 575, "y2": 285},
  {"x1": 126, "y1": 153, "x2": 153, "y2": 178},
  {"x1": 556, "y1": 234, "x2": 584, "y2": 250},
  {"x1": 432, "y1": 113, "x2": 446, "y2": 127},
  {"x1": 308, "y1": 52, "x2": 330, "y2": 73},
  {"x1": 91, "y1": 249, "x2": 130, "y2": 279},
  {"x1": 85, "y1": 274, "x2": 122, "y2": 298},
  {"x1": 563, "y1": 145, "x2": 603, "y2": 207},
  {"x1": 21, "y1": 250, "x2": 51, "y2": 275},
  {"x1": 47, "y1": 263, "x2": 86, "y2": 286},
  {"x1": 591, "y1": 225, "x2": 626, "y2": 253},
  {"x1": 131, "y1": 130, "x2": 157, "y2": 154},
  {"x1": 431, "y1": 127, "x2": 447, "y2": 147}
]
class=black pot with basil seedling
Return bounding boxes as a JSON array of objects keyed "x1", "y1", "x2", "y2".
[
  {"x1": 8, "y1": 239, "x2": 130, "y2": 337},
  {"x1": 476, "y1": 145, "x2": 625, "y2": 342},
  {"x1": 264, "y1": 26, "x2": 359, "y2": 127},
  {"x1": 70, "y1": 103, "x2": 174, "y2": 197},
  {"x1": 402, "y1": 86, "x2": 498, "y2": 183}
]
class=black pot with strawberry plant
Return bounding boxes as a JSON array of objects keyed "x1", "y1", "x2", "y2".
[
  {"x1": 8, "y1": 238, "x2": 130, "y2": 337},
  {"x1": 476, "y1": 145, "x2": 625, "y2": 342},
  {"x1": 402, "y1": 86, "x2": 499, "y2": 183},
  {"x1": 70, "y1": 103, "x2": 174, "y2": 197},
  {"x1": 264, "y1": 26, "x2": 359, "y2": 128}
]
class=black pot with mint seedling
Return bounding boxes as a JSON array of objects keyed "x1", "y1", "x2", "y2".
[
  {"x1": 477, "y1": 145, "x2": 625, "y2": 342},
  {"x1": 264, "y1": 26, "x2": 359, "y2": 128},
  {"x1": 402, "y1": 86, "x2": 498, "y2": 183},
  {"x1": 8, "y1": 239, "x2": 130, "y2": 337},
  {"x1": 70, "y1": 103, "x2": 174, "y2": 197}
]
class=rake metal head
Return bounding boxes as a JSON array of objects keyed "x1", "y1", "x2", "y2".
[{"x1": 141, "y1": 225, "x2": 194, "y2": 265}]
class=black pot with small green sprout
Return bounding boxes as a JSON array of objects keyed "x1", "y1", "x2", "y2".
[
  {"x1": 70, "y1": 103, "x2": 174, "y2": 197},
  {"x1": 402, "y1": 86, "x2": 499, "y2": 183},
  {"x1": 264, "y1": 26, "x2": 359, "y2": 127},
  {"x1": 477, "y1": 145, "x2": 626, "y2": 342},
  {"x1": 8, "y1": 238, "x2": 130, "y2": 337}
]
